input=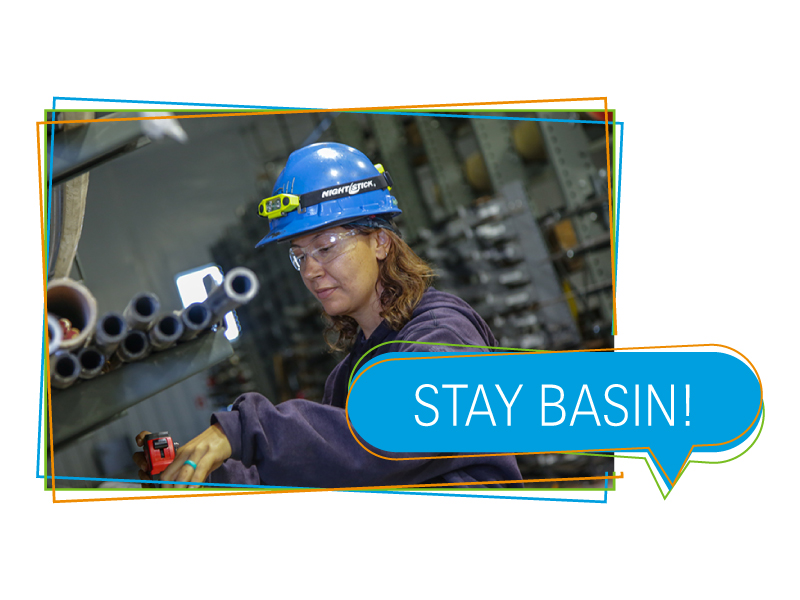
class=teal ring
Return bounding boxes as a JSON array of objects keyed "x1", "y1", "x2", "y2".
[{"x1": 184, "y1": 460, "x2": 198, "y2": 470}]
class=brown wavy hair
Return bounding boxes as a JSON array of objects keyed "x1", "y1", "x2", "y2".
[{"x1": 323, "y1": 226, "x2": 435, "y2": 351}]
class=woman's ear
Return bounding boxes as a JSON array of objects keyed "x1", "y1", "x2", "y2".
[{"x1": 374, "y1": 229, "x2": 391, "y2": 260}]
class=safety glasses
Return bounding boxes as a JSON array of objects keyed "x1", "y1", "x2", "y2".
[{"x1": 289, "y1": 230, "x2": 361, "y2": 271}]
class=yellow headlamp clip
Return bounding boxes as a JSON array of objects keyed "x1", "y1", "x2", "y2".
[
  {"x1": 374, "y1": 164, "x2": 392, "y2": 190},
  {"x1": 258, "y1": 193, "x2": 301, "y2": 220}
]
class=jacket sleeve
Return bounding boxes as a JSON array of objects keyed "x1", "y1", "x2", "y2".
[
  {"x1": 210, "y1": 305, "x2": 521, "y2": 488},
  {"x1": 211, "y1": 394, "x2": 517, "y2": 488}
]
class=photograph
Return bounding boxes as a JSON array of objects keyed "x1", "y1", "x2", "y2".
[{"x1": 46, "y1": 109, "x2": 616, "y2": 490}]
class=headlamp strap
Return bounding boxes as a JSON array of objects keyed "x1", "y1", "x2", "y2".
[{"x1": 299, "y1": 172, "x2": 392, "y2": 210}]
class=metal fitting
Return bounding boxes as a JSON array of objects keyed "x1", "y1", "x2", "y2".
[
  {"x1": 148, "y1": 314, "x2": 185, "y2": 351},
  {"x1": 203, "y1": 267, "x2": 260, "y2": 322},
  {"x1": 178, "y1": 303, "x2": 212, "y2": 341},
  {"x1": 77, "y1": 346, "x2": 106, "y2": 379},
  {"x1": 93, "y1": 312, "x2": 128, "y2": 355},
  {"x1": 123, "y1": 292, "x2": 161, "y2": 331},
  {"x1": 116, "y1": 329, "x2": 151, "y2": 363},
  {"x1": 50, "y1": 350, "x2": 81, "y2": 389},
  {"x1": 46, "y1": 278, "x2": 98, "y2": 351}
]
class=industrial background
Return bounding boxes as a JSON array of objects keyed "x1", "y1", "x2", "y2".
[{"x1": 46, "y1": 109, "x2": 615, "y2": 488}]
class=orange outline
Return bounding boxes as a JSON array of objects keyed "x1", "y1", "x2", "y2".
[
  {"x1": 50, "y1": 474, "x2": 622, "y2": 504},
  {"x1": 38, "y1": 98, "x2": 617, "y2": 502},
  {"x1": 344, "y1": 343, "x2": 763, "y2": 488},
  {"x1": 36, "y1": 98, "x2": 608, "y2": 126}
]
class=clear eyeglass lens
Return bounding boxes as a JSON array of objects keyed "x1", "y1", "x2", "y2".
[
  {"x1": 289, "y1": 231, "x2": 359, "y2": 271},
  {"x1": 289, "y1": 251, "x2": 303, "y2": 271}
]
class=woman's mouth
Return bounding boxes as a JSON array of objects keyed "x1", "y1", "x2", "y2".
[{"x1": 316, "y1": 287, "x2": 336, "y2": 300}]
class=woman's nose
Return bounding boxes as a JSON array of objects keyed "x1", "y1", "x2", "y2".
[{"x1": 301, "y1": 255, "x2": 324, "y2": 279}]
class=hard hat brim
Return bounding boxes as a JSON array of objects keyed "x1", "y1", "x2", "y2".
[{"x1": 255, "y1": 206, "x2": 402, "y2": 247}]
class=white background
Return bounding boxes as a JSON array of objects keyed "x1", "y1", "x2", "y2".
[{"x1": 3, "y1": 2, "x2": 797, "y2": 598}]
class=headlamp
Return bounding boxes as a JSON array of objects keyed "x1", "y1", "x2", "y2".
[
  {"x1": 258, "y1": 193, "x2": 301, "y2": 220},
  {"x1": 258, "y1": 165, "x2": 393, "y2": 221}
]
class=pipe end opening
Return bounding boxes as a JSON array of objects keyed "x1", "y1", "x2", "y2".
[
  {"x1": 124, "y1": 332, "x2": 147, "y2": 354},
  {"x1": 102, "y1": 315, "x2": 125, "y2": 336},
  {"x1": 158, "y1": 316, "x2": 179, "y2": 336},
  {"x1": 56, "y1": 356, "x2": 78, "y2": 378},
  {"x1": 134, "y1": 296, "x2": 157, "y2": 318},
  {"x1": 231, "y1": 275, "x2": 252, "y2": 295},
  {"x1": 187, "y1": 304, "x2": 209, "y2": 326},
  {"x1": 79, "y1": 350, "x2": 103, "y2": 370}
]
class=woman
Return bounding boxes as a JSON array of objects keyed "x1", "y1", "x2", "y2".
[{"x1": 134, "y1": 142, "x2": 522, "y2": 489}]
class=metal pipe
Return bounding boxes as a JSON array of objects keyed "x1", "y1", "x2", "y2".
[
  {"x1": 115, "y1": 329, "x2": 151, "y2": 363},
  {"x1": 77, "y1": 346, "x2": 106, "y2": 380},
  {"x1": 47, "y1": 313, "x2": 63, "y2": 355},
  {"x1": 46, "y1": 278, "x2": 98, "y2": 351},
  {"x1": 203, "y1": 267, "x2": 260, "y2": 322},
  {"x1": 50, "y1": 351, "x2": 81, "y2": 389},
  {"x1": 93, "y1": 311, "x2": 128, "y2": 355},
  {"x1": 47, "y1": 184, "x2": 63, "y2": 279},
  {"x1": 178, "y1": 303, "x2": 212, "y2": 341},
  {"x1": 51, "y1": 174, "x2": 90, "y2": 279},
  {"x1": 148, "y1": 314, "x2": 184, "y2": 351},
  {"x1": 123, "y1": 292, "x2": 161, "y2": 331}
]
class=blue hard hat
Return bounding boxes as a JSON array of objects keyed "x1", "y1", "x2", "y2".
[{"x1": 255, "y1": 142, "x2": 402, "y2": 247}]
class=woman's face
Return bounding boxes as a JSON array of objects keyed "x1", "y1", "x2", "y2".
[{"x1": 290, "y1": 226, "x2": 390, "y2": 328}]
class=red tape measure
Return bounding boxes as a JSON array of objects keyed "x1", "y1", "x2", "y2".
[{"x1": 143, "y1": 432, "x2": 179, "y2": 476}]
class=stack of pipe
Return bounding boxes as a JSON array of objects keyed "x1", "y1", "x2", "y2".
[
  {"x1": 46, "y1": 267, "x2": 260, "y2": 390},
  {"x1": 47, "y1": 278, "x2": 102, "y2": 389}
]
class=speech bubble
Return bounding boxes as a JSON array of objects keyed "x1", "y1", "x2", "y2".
[{"x1": 347, "y1": 346, "x2": 763, "y2": 490}]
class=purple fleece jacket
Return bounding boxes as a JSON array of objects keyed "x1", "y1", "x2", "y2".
[{"x1": 209, "y1": 288, "x2": 522, "y2": 488}]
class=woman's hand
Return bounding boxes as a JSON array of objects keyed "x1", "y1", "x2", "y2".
[
  {"x1": 133, "y1": 425, "x2": 232, "y2": 489},
  {"x1": 158, "y1": 424, "x2": 232, "y2": 488}
]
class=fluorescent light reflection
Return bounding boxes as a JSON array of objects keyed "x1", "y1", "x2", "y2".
[{"x1": 175, "y1": 264, "x2": 240, "y2": 341}]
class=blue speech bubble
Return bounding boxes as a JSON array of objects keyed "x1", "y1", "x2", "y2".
[{"x1": 347, "y1": 347, "x2": 763, "y2": 490}]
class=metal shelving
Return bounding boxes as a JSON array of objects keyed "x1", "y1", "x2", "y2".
[{"x1": 51, "y1": 330, "x2": 233, "y2": 450}]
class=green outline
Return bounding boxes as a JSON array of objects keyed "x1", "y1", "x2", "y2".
[
  {"x1": 347, "y1": 339, "x2": 541, "y2": 389},
  {"x1": 346, "y1": 342, "x2": 764, "y2": 497}
]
